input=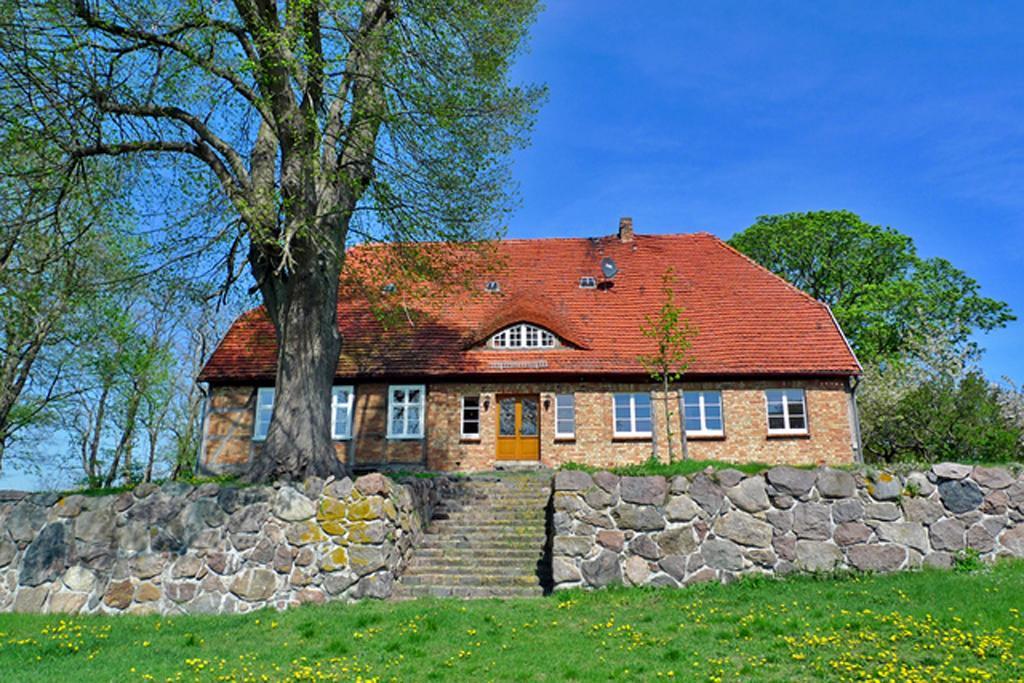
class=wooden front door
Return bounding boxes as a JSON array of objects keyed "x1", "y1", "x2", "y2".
[{"x1": 496, "y1": 395, "x2": 540, "y2": 461}]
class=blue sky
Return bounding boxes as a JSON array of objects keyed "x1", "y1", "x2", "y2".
[{"x1": 505, "y1": 1, "x2": 1023, "y2": 382}]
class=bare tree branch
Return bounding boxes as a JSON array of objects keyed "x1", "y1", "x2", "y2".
[
  {"x1": 71, "y1": 0, "x2": 270, "y2": 120},
  {"x1": 96, "y1": 100, "x2": 252, "y2": 188}
]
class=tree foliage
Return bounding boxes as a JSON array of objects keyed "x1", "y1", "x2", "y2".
[
  {"x1": 0, "y1": 0, "x2": 544, "y2": 481},
  {"x1": 0, "y1": 134, "x2": 140, "y2": 472},
  {"x1": 0, "y1": 95, "x2": 232, "y2": 486},
  {"x1": 638, "y1": 268, "x2": 697, "y2": 462},
  {"x1": 728, "y1": 210, "x2": 1014, "y2": 364},
  {"x1": 858, "y1": 336, "x2": 1023, "y2": 463}
]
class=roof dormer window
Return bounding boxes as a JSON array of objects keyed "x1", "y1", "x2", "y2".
[{"x1": 490, "y1": 323, "x2": 556, "y2": 349}]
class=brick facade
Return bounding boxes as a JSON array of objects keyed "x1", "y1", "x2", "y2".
[{"x1": 201, "y1": 378, "x2": 858, "y2": 474}]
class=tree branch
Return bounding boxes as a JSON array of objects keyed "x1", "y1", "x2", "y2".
[
  {"x1": 96, "y1": 100, "x2": 251, "y2": 188},
  {"x1": 322, "y1": 0, "x2": 392, "y2": 182},
  {"x1": 70, "y1": 140, "x2": 253, "y2": 222},
  {"x1": 331, "y1": 0, "x2": 393, "y2": 203},
  {"x1": 70, "y1": 0, "x2": 269, "y2": 120},
  {"x1": 232, "y1": 0, "x2": 302, "y2": 149}
]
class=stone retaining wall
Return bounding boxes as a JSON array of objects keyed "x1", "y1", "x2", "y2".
[
  {"x1": 551, "y1": 464, "x2": 1024, "y2": 590},
  {"x1": 0, "y1": 473, "x2": 447, "y2": 614}
]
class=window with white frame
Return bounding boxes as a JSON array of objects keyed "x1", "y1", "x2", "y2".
[
  {"x1": 613, "y1": 392, "x2": 652, "y2": 437},
  {"x1": 555, "y1": 394, "x2": 575, "y2": 438},
  {"x1": 461, "y1": 396, "x2": 480, "y2": 439},
  {"x1": 682, "y1": 391, "x2": 724, "y2": 436},
  {"x1": 388, "y1": 385, "x2": 425, "y2": 438},
  {"x1": 765, "y1": 389, "x2": 808, "y2": 434},
  {"x1": 489, "y1": 323, "x2": 556, "y2": 349},
  {"x1": 253, "y1": 387, "x2": 275, "y2": 441},
  {"x1": 331, "y1": 386, "x2": 355, "y2": 440}
]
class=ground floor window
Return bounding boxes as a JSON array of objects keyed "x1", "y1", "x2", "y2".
[
  {"x1": 682, "y1": 390, "x2": 724, "y2": 436},
  {"x1": 613, "y1": 392, "x2": 652, "y2": 437},
  {"x1": 555, "y1": 394, "x2": 575, "y2": 438},
  {"x1": 253, "y1": 387, "x2": 275, "y2": 441},
  {"x1": 388, "y1": 385, "x2": 425, "y2": 438},
  {"x1": 331, "y1": 386, "x2": 354, "y2": 439},
  {"x1": 765, "y1": 388, "x2": 807, "y2": 434},
  {"x1": 461, "y1": 396, "x2": 481, "y2": 439}
]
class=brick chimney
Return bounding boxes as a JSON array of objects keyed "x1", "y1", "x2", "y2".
[{"x1": 618, "y1": 216, "x2": 634, "y2": 242}]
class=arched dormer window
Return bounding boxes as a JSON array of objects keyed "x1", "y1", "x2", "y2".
[{"x1": 489, "y1": 323, "x2": 557, "y2": 349}]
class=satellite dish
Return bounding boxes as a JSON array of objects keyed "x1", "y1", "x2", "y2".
[{"x1": 600, "y1": 257, "x2": 618, "y2": 279}]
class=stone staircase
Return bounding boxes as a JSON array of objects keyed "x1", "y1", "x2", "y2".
[{"x1": 393, "y1": 473, "x2": 552, "y2": 599}]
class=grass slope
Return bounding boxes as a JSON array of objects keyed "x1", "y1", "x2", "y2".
[{"x1": 2, "y1": 562, "x2": 1023, "y2": 682}]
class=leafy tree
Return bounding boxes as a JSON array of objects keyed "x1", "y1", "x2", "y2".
[
  {"x1": 0, "y1": 146, "x2": 140, "y2": 473},
  {"x1": 54, "y1": 277, "x2": 231, "y2": 490},
  {"x1": 1, "y1": 0, "x2": 544, "y2": 482},
  {"x1": 163, "y1": 293, "x2": 238, "y2": 482},
  {"x1": 997, "y1": 379, "x2": 1024, "y2": 438},
  {"x1": 65, "y1": 299, "x2": 166, "y2": 488},
  {"x1": 638, "y1": 268, "x2": 697, "y2": 462},
  {"x1": 728, "y1": 211, "x2": 1014, "y2": 363},
  {"x1": 858, "y1": 335, "x2": 1023, "y2": 463}
]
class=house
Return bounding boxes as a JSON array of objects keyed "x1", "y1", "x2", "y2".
[{"x1": 197, "y1": 219, "x2": 862, "y2": 474}]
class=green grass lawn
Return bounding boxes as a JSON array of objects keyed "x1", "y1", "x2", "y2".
[
  {"x1": 559, "y1": 458, "x2": 1024, "y2": 479},
  {"x1": 2, "y1": 562, "x2": 1023, "y2": 682},
  {"x1": 561, "y1": 458, "x2": 776, "y2": 477}
]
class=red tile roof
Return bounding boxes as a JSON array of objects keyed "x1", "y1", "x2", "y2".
[{"x1": 199, "y1": 232, "x2": 861, "y2": 382}]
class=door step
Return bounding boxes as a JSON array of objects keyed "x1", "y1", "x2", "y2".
[{"x1": 494, "y1": 461, "x2": 546, "y2": 471}]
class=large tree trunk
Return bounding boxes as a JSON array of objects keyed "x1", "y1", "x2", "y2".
[{"x1": 246, "y1": 242, "x2": 348, "y2": 482}]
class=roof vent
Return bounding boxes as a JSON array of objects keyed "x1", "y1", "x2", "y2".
[
  {"x1": 484, "y1": 280, "x2": 500, "y2": 293},
  {"x1": 381, "y1": 283, "x2": 397, "y2": 294},
  {"x1": 579, "y1": 276, "x2": 597, "y2": 289}
]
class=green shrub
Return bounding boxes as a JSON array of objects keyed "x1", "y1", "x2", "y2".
[{"x1": 953, "y1": 548, "x2": 985, "y2": 573}]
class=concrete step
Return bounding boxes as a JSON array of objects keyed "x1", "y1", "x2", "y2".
[
  {"x1": 448, "y1": 481, "x2": 551, "y2": 489},
  {"x1": 448, "y1": 490, "x2": 551, "y2": 494},
  {"x1": 429, "y1": 517, "x2": 546, "y2": 527},
  {"x1": 438, "y1": 497, "x2": 552, "y2": 507},
  {"x1": 399, "y1": 565, "x2": 536, "y2": 577},
  {"x1": 392, "y1": 585, "x2": 543, "y2": 600},
  {"x1": 431, "y1": 507, "x2": 548, "y2": 515},
  {"x1": 432, "y1": 512, "x2": 547, "y2": 522},
  {"x1": 416, "y1": 539, "x2": 546, "y2": 551},
  {"x1": 409, "y1": 548, "x2": 543, "y2": 561},
  {"x1": 419, "y1": 535, "x2": 547, "y2": 547},
  {"x1": 406, "y1": 560, "x2": 541, "y2": 572},
  {"x1": 422, "y1": 533, "x2": 547, "y2": 543},
  {"x1": 435, "y1": 506, "x2": 548, "y2": 515},
  {"x1": 429, "y1": 511, "x2": 547, "y2": 522},
  {"x1": 398, "y1": 573, "x2": 540, "y2": 588},
  {"x1": 405, "y1": 560, "x2": 540, "y2": 573},
  {"x1": 425, "y1": 528, "x2": 552, "y2": 536}
]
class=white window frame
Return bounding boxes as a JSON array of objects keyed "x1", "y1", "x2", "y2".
[
  {"x1": 489, "y1": 323, "x2": 556, "y2": 349},
  {"x1": 253, "y1": 387, "x2": 275, "y2": 441},
  {"x1": 682, "y1": 391, "x2": 724, "y2": 437},
  {"x1": 613, "y1": 392, "x2": 653, "y2": 438},
  {"x1": 555, "y1": 393, "x2": 576, "y2": 439},
  {"x1": 460, "y1": 395, "x2": 481, "y2": 440},
  {"x1": 387, "y1": 384, "x2": 426, "y2": 439},
  {"x1": 765, "y1": 388, "x2": 808, "y2": 435},
  {"x1": 331, "y1": 386, "x2": 355, "y2": 440}
]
